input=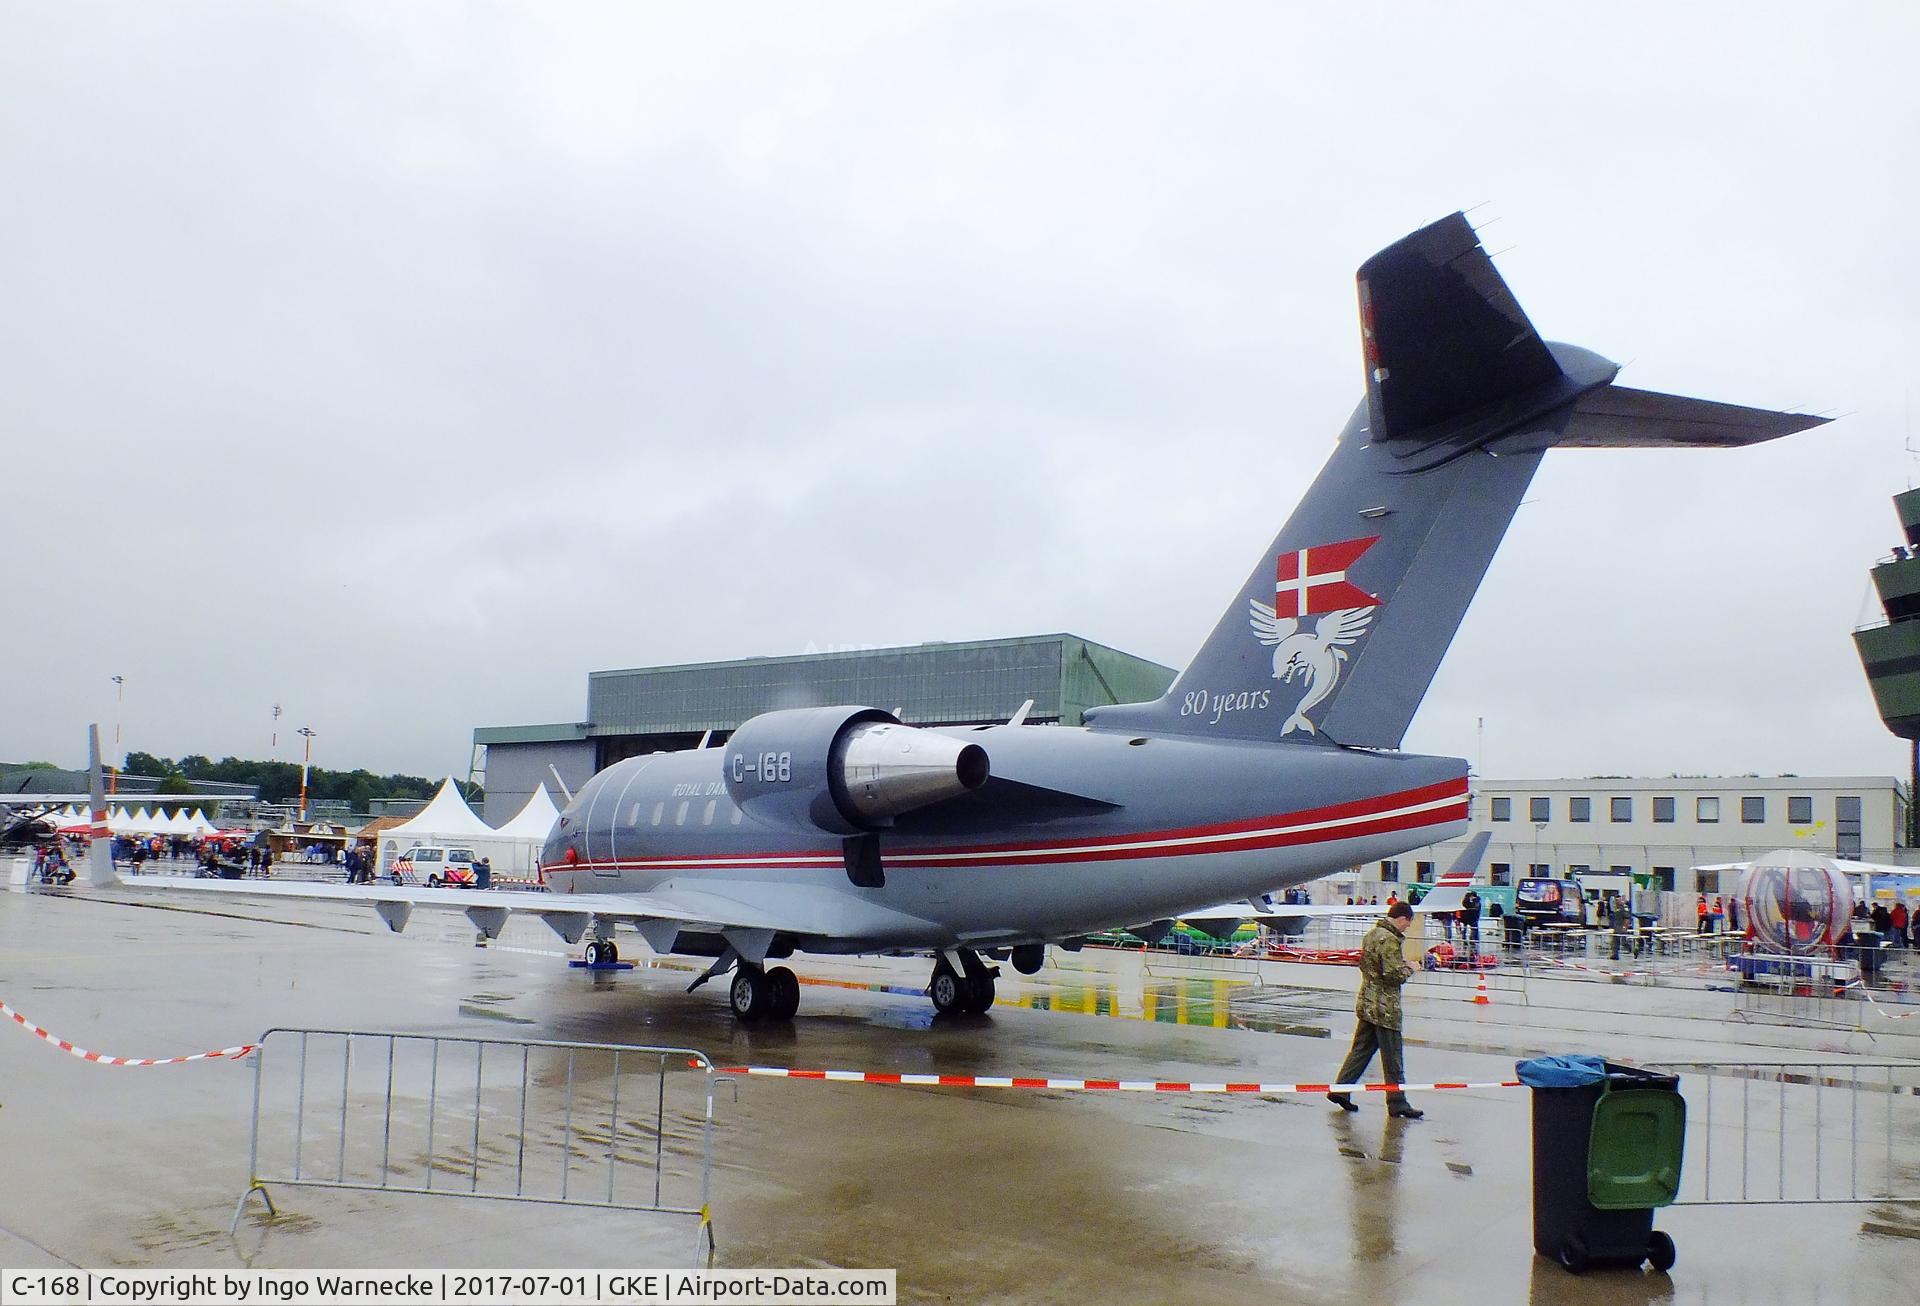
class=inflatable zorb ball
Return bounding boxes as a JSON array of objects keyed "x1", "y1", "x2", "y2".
[{"x1": 1738, "y1": 850, "x2": 1853, "y2": 956}]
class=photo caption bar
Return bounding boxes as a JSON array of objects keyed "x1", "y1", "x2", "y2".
[{"x1": 0, "y1": 1271, "x2": 896, "y2": 1306}]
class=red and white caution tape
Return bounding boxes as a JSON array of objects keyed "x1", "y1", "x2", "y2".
[
  {"x1": 1, "y1": 999, "x2": 255, "y2": 1066},
  {"x1": 716, "y1": 1065, "x2": 1520, "y2": 1094}
]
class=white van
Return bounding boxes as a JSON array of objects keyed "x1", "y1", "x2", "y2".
[{"x1": 392, "y1": 844, "x2": 481, "y2": 887}]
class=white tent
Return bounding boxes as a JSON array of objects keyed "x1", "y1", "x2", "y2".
[
  {"x1": 494, "y1": 785, "x2": 561, "y2": 841},
  {"x1": 186, "y1": 809, "x2": 218, "y2": 836},
  {"x1": 376, "y1": 777, "x2": 534, "y2": 876}
]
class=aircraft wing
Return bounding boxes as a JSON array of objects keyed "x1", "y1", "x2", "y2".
[{"x1": 116, "y1": 873, "x2": 802, "y2": 940}]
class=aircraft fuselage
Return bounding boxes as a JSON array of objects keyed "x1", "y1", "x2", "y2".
[{"x1": 540, "y1": 724, "x2": 1468, "y2": 952}]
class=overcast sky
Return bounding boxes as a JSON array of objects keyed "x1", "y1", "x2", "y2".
[{"x1": 3, "y1": 3, "x2": 1916, "y2": 784}]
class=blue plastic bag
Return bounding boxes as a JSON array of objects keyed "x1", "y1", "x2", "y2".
[{"x1": 1516, "y1": 1054, "x2": 1607, "y2": 1088}]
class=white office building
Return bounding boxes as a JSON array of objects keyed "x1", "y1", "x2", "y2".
[{"x1": 1340, "y1": 776, "x2": 1908, "y2": 900}]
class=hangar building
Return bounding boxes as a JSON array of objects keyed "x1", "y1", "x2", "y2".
[{"x1": 473, "y1": 634, "x2": 1176, "y2": 823}]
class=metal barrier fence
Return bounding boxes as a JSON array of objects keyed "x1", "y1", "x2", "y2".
[
  {"x1": 231, "y1": 1029, "x2": 720, "y2": 1261},
  {"x1": 1731, "y1": 954, "x2": 1868, "y2": 1031},
  {"x1": 1409, "y1": 961, "x2": 1530, "y2": 1005},
  {"x1": 1645, "y1": 1060, "x2": 1920, "y2": 1205}
]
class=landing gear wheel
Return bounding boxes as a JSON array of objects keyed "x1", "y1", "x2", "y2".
[
  {"x1": 766, "y1": 966, "x2": 801, "y2": 1021},
  {"x1": 1557, "y1": 1236, "x2": 1589, "y2": 1274},
  {"x1": 604, "y1": 940, "x2": 620, "y2": 964},
  {"x1": 1647, "y1": 1231, "x2": 1675, "y2": 1273},
  {"x1": 730, "y1": 967, "x2": 771, "y2": 1022},
  {"x1": 962, "y1": 972, "x2": 996, "y2": 1014},
  {"x1": 929, "y1": 964, "x2": 968, "y2": 1016},
  {"x1": 584, "y1": 940, "x2": 604, "y2": 967}
]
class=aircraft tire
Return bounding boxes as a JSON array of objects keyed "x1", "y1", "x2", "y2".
[
  {"x1": 584, "y1": 940, "x2": 604, "y2": 967},
  {"x1": 604, "y1": 940, "x2": 620, "y2": 964},
  {"x1": 730, "y1": 967, "x2": 771, "y2": 1021},
  {"x1": 929, "y1": 965, "x2": 968, "y2": 1016},
  {"x1": 767, "y1": 966, "x2": 801, "y2": 1021},
  {"x1": 962, "y1": 973, "x2": 995, "y2": 1014}
]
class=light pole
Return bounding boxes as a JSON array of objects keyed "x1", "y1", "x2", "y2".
[
  {"x1": 296, "y1": 727, "x2": 317, "y2": 821},
  {"x1": 110, "y1": 675, "x2": 125, "y2": 796},
  {"x1": 272, "y1": 703, "x2": 282, "y2": 753}
]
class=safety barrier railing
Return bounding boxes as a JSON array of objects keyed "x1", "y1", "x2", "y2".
[
  {"x1": 1644, "y1": 1060, "x2": 1920, "y2": 1205},
  {"x1": 1730, "y1": 953, "x2": 1868, "y2": 1031},
  {"x1": 231, "y1": 1029, "x2": 720, "y2": 1262},
  {"x1": 1408, "y1": 958, "x2": 1530, "y2": 1005}
]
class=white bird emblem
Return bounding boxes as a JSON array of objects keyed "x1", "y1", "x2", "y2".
[{"x1": 1248, "y1": 600, "x2": 1375, "y2": 736}]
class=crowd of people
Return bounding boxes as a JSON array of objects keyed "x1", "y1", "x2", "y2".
[{"x1": 1862, "y1": 898, "x2": 1919, "y2": 948}]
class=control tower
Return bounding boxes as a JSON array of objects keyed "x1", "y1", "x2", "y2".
[{"x1": 1854, "y1": 487, "x2": 1920, "y2": 841}]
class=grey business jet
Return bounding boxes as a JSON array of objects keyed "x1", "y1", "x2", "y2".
[{"x1": 106, "y1": 212, "x2": 1825, "y2": 1021}]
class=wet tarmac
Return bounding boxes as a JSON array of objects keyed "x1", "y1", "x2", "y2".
[{"x1": 3, "y1": 880, "x2": 1918, "y2": 1303}]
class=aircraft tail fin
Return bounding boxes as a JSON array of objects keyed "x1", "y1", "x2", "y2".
[
  {"x1": 1086, "y1": 212, "x2": 1827, "y2": 749},
  {"x1": 86, "y1": 724, "x2": 117, "y2": 887}
]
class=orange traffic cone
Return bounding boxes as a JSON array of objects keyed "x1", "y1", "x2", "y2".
[{"x1": 1473, "y1": 972, "x2": 1491, "y2": 1006}]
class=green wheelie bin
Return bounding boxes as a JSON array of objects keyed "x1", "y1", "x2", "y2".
[{"x1": 1518, "y1": 1056, "x2": 1686, "y2": 1273}]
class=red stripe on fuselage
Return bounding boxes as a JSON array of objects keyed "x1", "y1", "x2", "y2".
[{"x1": 540, "y1": 774, "x2": 1468, "y2": 878}]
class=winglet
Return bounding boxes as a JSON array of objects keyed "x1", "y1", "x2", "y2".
[
  {"x1": 85, "y1": 724, "x2": 118, "y2": 887},
  {"x1": 1412, "y1": 830, "x2": 1492, "y2": 914}
]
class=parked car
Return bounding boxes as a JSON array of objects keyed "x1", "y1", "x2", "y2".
[{"x1": 392, "y1": 844, "x2": 480, "y2": 887}]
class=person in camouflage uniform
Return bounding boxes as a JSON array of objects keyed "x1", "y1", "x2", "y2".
[{"x1": 1327, "y1": 901, "x2": 1423, "y2": 1119}]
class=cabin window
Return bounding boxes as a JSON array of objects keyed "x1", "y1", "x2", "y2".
[
  {"x1": 675, "y1": 801, "x2": 689, "y2": 826},
  {"x1": 651, "y1": 801, "x2": 664, "y2": 826},
  {"x1": 703, "y1": 799, "x2": 717, "y2": 825}
]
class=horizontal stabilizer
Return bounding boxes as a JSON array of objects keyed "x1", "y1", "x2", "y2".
[{"x1": 1559, "y1": 384, "x2": 1829, "y2": 447}]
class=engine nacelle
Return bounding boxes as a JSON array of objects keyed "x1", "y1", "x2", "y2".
[{"x1": 723, "y1": 706, "x2": 990, "y2": 835}]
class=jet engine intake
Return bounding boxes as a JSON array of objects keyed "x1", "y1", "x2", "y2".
[{"x1": 724, "y1": 706, "x2": 989, "y2": 835}]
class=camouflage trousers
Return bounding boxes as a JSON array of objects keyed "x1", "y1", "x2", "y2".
[{"x1": 1332, "y1": 1019, "x2": 1410, "y2": 1108}]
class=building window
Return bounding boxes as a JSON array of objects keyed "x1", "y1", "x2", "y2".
[
  {"x1": 1610, "y1": 797, "x2": 1632, "y2": 823},
  {"x1": 1490, "y1": 862, "x2": 1511, "y2": 885},
  {"x1": 1528, "y1": 862, "x2": 1551, "y2": 877},
  {"x1": 1697, "y1": 797, "x2": 1720, "y2": 824},
  {"x1": 1788, "y1": 796, "x2": 1813, "y2": 825},
  {"x1": 1697, "y1": 869, "x2": 1719, "y2": 894},
  {"x1": 1653, "y1": 866, "x2": 1676, "y2": 892},
  {"x1": 1569, "y1": 797, "x2": 1592, "y2": 823},
  {"x1": 1569, "y1": 863, "x2": 1592, "y2": 877},
  {"x1": 1742, "y1": 796, "x2": 1765, "y2": 824},
  {"x1": 1491, "y1": 797, "x2": 1512, "y2": 822},
  {"x1": 1610, "y1": 864, "x2": 1633, "y2": 878},
  {"x1": 1653, "y1": 796, "x2": 1675, "y2": 824},
  {"x1": 1529, "y1": 797, "x2": 1550, "y2": 823},
  {"x1": 1415, "y1": 860, "x2": 1435, "y2": 883},
  {"x1": 1379, "y1": 860, "x2": 1400, "y2": 882}
]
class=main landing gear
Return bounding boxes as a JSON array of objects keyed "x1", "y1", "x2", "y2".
[
  {"x1": 728, "y1": 964, "x2": 801, "y2": 1023},
  {"x1": 929, "y1": 950, "x2": 997, "y2": 1016},
  {"x1": 582, "y1": 938, "x2": 621, "y2": 967}
]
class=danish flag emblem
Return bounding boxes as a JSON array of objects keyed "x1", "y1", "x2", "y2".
[{"x1": 1273, "y1": 536, "x2": 1381, "y2": 618}]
